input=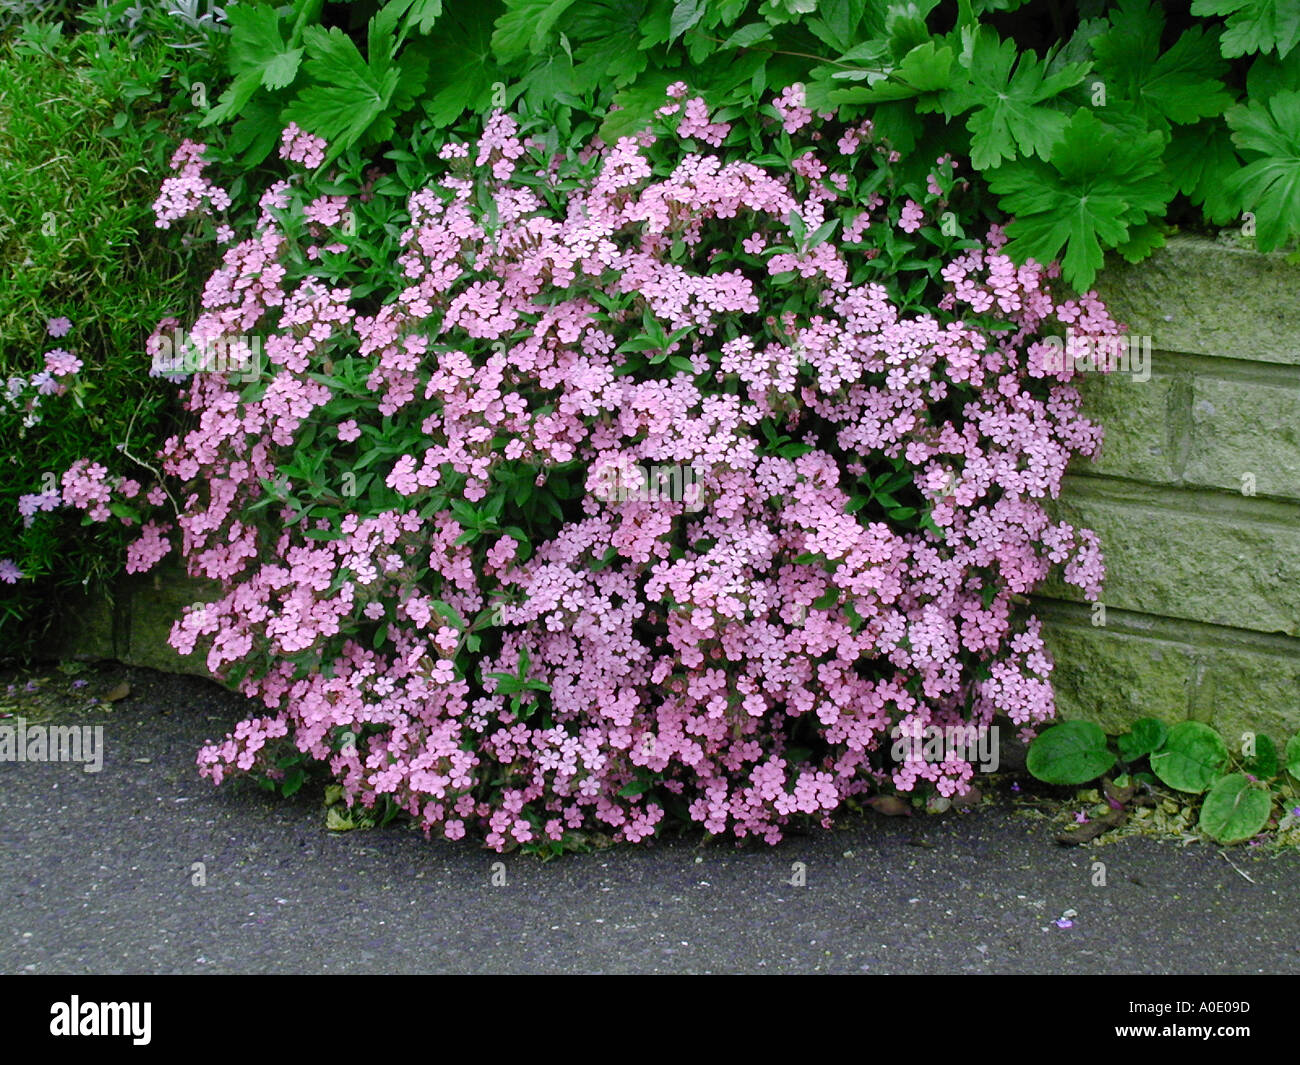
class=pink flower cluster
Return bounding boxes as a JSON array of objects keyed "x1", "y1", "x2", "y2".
[
  {"x1": 279, "y1": 123, "x2": 327, "y2": 169},
  {"x1": 152, "y1": 140, "x2": 232, "y2": 229},
  {"x1": 61, "y1": 459, "x2": 113, "y2": 522},
  {"x1": 85, "y1": 91, "x2": 1119, "y2": 850}
]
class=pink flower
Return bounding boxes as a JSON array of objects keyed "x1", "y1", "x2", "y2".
[
  {"x1": 46, "y1": 317, "x2": 72, "y2": 337},
  {"x1": 152, "y1": 90, "x2": 1112, "y2": 854},
  {"x1": 279, "y1": 123, "x2": 327, "y2": 169},
  {"x1": 44, "y1": 349, "x2": 82, "y2": 377}
]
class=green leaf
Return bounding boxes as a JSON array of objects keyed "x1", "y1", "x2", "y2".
[
  {"x1": 805, "y1": 0, "x2": 872, "y2": 51},
  {"x1": 723, "y1": 22, "x2": 773, "y2": 48},
  {"x1": 1191, "y1": 0, "x2": 1300, "y2": 60},
  {"x1": 1092, "y1": 1, "x2": 1232, "y2": 126},
  {"x1": 492, "y1": 0, "x2": 579, "y2": 62},
  {"x1": 201, "y1": 3, "x2": 304, "y2": 125},
  {"x1": 1244, "y1": 732, "x2": 1279, "y2": 778},
  {"x1": 1165, "y1": 120, "x2": 1243, "y2": 224},
  {"x1": 1116, "y1": 717, "x2": 1168, "y2": 761},
  {"x1": 414, "y1": 1, "x2": 504, "y2": 126},
  {"x1": 1198, "y1": 773, "x2": 1272, "y2": 843},
  {"x1": 567, "y1": 0, "x2": 650, "y2": 87},
  {"x1": 812, "y1": 587, "x2": 840, "y2": 610},
  {"x1": 263, "y1": 47, "x2": 306, "y2": 91},
  {"x1": 884, "y1": 0, "x2": 939, "y2": 55},
  {"x1": 805, "y1": 217, "x2": 840, "y2": 249},
  {"x1": 599, "y1": 71, "x2": 678, "y2": 141},
  {"x1": 829, "y1": 40, "x2": 954, "y2": 106},
  {"x1": 1025, "y1": 720, "x2": 1115, "y2": 785},
  {"x1": 392, "y1": 0, "x2": 444, "y2": 35},
  {"x1": 1225, "y1": 90, "x2": 1300, "y2": 251},
  {"x1": 515, "y1": 44, "x2": 581, "y2": 102},
  {"x1": 228, "y1": 3, "x2": 301, "y2": 88},
  {"x1": 1113, "y1": 220, "x2": 1168, "y2": 262},
  {"x1": 942, "y1": 26, "x2": 1089, "y2": 168},
  {"x1": 987, "y1": 108, "x2": 1173, "y2": 290},
  {"x1": 1150, "y1": 721, "x2": 1230, "y2": 793},
  {"x1": 669, "y1": 0, "x2": 707, "y2": 43},
  {"x1": 1286, "y1": 732, "x2": 1300, "y2": 777},
  {"x1": 1246, "y1": 49, "x2": 1300, "y2": 99},
  {"x1": 431, "y1": 600, "x2": 467, "y2": 630},
  {"x1": 282, "y1": 24, "x2": 402, "y2": 158},
  {"x1": 326, "y1": 806, "x2": 356, "y2": 830}
]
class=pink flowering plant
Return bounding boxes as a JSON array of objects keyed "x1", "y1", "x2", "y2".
[{"x1": 70, "y1": 87, "x2": 1122, "y2": 853}]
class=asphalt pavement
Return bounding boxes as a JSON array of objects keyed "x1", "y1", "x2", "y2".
[{"x1": 2, "y1": 666, "x2": 1298, "y2": 974}]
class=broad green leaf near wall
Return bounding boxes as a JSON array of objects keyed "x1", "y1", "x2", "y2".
[
  {"x1": 987, "y1": 108, "x2": 1173, "y2": 290},
  {"x1": 1225, "y1": 89, "x2": 1300, "y2": 251},
  {"x1": 1198, "y1": 773, "x2": 1272, "y2": 843},
  {"x1": 1026, "y1": 721, "x2": 1115, "y2": 785},
  {"x1": 1286, "y1": 733, "x2": 1300, "y2": 778},
  {"x1": 1150, "y1": 721, "x2": 1230, "y2": 793},
  {"x1": 1165, "y1": 119, "x2": 1244, "y2": 224},
  {"x1": 1116, "y1": 718, "x2": 1168, "y2": 762},
  {"x1": 1243, "y1": 732, "x2": 1279, "y2": 778}
]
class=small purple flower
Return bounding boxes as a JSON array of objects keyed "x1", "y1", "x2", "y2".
[
  {"x1": 46, "y1": 316, "x2": 72, "y2": 338},
  {"x1": 1010, "y1": 782, "x2": 1021, "y2": 793},
  {"x1": 1075, "y1": 811, "x2": 1089, "y2": 824},
  {"x1": 0, "y1": 558, "x2": 23, "y2": 583},
  {"x1": 24, "y1": 680, "x2": 38, "y2": 693},
  {"x1": 1290, "y1": 806, "x2": 1300, "y2": 819},
  {"x1": 71, "y1": 679, "x2": 88, "y2": 690},
  {"x1": 1054, "y1": 918, "x2": 1073, "y2": 929}
]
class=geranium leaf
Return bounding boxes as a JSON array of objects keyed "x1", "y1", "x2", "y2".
[
  {"x1": 1191, "y1": 0, "x2": 1300, "y2": 59},
  {"x1": 988, "y1": 108, "x2": 1173, "y2": 289},
  {"x1": 413, "y1": 1, "x2": 504, "y2": 126},
  {"x1": 1225, "y1": 89, "x2": 1300, "y2": 250},
  {"x1": 1092, "y1": 0, "x2": 1233, "y2": 126},
  {"x1": 942, "y1": 26, "x2": 1088, "y2": 168}
]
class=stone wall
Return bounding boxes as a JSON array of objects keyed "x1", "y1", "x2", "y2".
[
  {"x1": 1036, "y1": 234, "x2": 1300, "y2": 740},
  {"x1": 53, "y1": 558, "x2": 218, "y2": 678}
]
